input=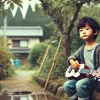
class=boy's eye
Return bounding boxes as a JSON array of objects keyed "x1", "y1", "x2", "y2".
[
  {"x1": 79, "y1": 29, "x2": 83, "y2": 32},
  {"x1": 86, "y1": 27, "x2": 90, "y2": 30}
]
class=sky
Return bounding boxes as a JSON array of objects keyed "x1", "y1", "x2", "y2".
[{"x1": 5, "y1": 0, "x2": 41, "y2": 19}]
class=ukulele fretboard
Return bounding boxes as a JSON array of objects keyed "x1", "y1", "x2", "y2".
[{"x1": 80, "y1": 69, "x2": 92, "y2": 74}]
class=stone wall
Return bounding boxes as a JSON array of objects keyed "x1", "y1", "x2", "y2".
[
  {"x1": 33, "y1": 76, "x2": 100, "y2": 100},
  {"x1": 33, "y1": 76, "x2": 69, "y2": 100}
]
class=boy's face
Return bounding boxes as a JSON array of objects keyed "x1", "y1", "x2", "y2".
[{"x1": 79, "y1": 24, "x2": 94, "y2": 41}]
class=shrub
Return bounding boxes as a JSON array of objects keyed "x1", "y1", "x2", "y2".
[
  {"x1": 0, "y1": 47, "x2": 12, "y2": 69},
  {"x1": 28, "y1": 42, "x2": 50, "y2": 66},
  {"x1": 6, "y1": 66, "x2": 15, "y2": 76},
  {"x1": 39, "y1": 45, "x2": 68, "y2": 80},
  {"x1": 0, "y1": 36, "x2": 14, "y2": 77},
  {"x1": 51, "y1": 51, "x2": 67, "y2": 79}
]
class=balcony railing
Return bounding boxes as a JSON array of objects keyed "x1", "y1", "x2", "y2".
[{"x1": 9, "y1": 48, "x2": 30, "y2": 53}]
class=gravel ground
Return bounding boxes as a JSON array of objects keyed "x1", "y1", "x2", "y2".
[
  {"x1": 0, "y1": 70, "x2": 59, "y2": 100},
  {"x1": 0, "y1": 70, "x2": 43, "y2": 92}
]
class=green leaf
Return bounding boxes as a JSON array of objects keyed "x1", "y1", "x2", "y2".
[
  {"x1": 10, "y1": 3, "x2": 14, "y2": 10},
  {"x1": 18, "y1": 0, "x2": 23, "y2": 3},
  {"x1": 14, "y1": 0, "x2": 23, "y2": 4},
  {"x1": 15, "y1": 2, "x2": 23, "y2": 8}
]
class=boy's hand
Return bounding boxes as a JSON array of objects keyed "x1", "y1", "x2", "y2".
[
  {"x1": 69, "y1": 59, "x2": 80, "y2": 69},
  {"x1": 86, "y1": 74, "x2": 93, "y2": 78}
]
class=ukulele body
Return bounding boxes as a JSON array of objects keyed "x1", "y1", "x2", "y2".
[{"x1": 65, "y1": 64, "x2": 89, "y2": 80}]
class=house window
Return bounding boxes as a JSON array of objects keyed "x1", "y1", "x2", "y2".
[
  {"x1": 20, "y1": 40, "x2": 28, "y2": 47},
  {"x1": 13, "y1": 40, "x2": 20, "y2": 47},
  {"x1": 13, "y1": 40, "x2": 28, "y2": 47}
]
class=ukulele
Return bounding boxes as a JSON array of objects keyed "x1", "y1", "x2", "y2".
[{"x1": 65, "y1": 64, "x2": 100, "y2": 80}]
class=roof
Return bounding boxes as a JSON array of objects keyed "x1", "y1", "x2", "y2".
[{"x1": 0, "y1": 26, "x2": 43, "y2": 36}]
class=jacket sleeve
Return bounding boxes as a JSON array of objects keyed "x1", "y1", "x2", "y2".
[
  {"x1": 95, "y1": 44, "x2": 100, "y2": 70},
  {"x1": 67, "y1": 46, "x2": 84, "y2": 65}
]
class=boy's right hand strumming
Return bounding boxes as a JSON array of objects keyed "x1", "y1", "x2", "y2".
[{"x1": 69, "y1": 59, "x2": 80, "y2": 69}]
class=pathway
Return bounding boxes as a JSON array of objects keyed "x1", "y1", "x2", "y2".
[{"x1": 0, "y1": 70, "x2": 43, "y2": 92}]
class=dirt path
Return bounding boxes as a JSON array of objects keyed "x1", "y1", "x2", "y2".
[{"x1": 0, "y1": 70, "x2": 43, "y2": 93}]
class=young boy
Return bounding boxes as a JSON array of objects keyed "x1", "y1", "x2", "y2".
[{"x1": 64, "y1": 16, "x2": 100, "y2": 100}]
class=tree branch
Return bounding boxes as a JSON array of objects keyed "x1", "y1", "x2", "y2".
[
  {"x1": 39, "y1": 0, "x2": 63, "y2": 33},
  {"x1": 66, "y1": 0, "x2": 84, "y2": 36}
]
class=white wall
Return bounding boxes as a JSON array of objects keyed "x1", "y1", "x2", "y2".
[{"x1": 28, "y1": 38, "x2": 40, "y2": 48}]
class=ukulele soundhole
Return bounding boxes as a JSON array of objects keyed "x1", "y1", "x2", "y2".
[{"x1": 75, "y1": 68, "x2": 79, "y2": 73}]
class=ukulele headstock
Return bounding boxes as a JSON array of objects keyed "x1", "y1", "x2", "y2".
[{"x1": 91, "y1": 70, "x2": 100, "y2": 78}]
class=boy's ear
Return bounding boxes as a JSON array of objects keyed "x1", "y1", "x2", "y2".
[{"x1": 94, "y1": 30, "x2": 98, "y2": 35}]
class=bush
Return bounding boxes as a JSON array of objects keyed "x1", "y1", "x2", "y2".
[
  {"x1": 0, "y1": 47, "x2": 12, "y2": 69},
  {"x1": 28, "y1": 42, "x2": 49, "y2": 66},
  {"x1": 39, "y1": 45, "x2": 68, "y2": 80},
  {"x1": 0, "y1": 36, "x2": 14, "y2": 77},
  {"x1": 6, "y1": 66, "x2": 15, "y2": 76},
  {"x1": 28, "y1": 42, "x2": 56, "y2": 67}
]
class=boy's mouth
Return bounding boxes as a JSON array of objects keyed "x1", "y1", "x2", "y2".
[{"x1": 82, "y1": 35, "x2": 87, "y2": 37}]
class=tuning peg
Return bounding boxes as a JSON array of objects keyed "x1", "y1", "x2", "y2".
[
  {"x1": 98, "y1": 79, "x2": 100, "y2": 81},
  {"x1": 94, "y1": 77, "x2": 97, "y2": 80}
]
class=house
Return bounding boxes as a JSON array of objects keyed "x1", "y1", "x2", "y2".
[{"x1": 0, "y1": 26, "x2": 43, "y2": 66}]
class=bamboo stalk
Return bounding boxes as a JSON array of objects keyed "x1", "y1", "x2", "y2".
[
  {"x1": 37, "y1": 45, "x2": 50, "y2": 76},
  {"x1": 44, "y1": 36, "x2": 62, "y2": 90},
  {"x1": 35, "y1": 94, "x2": 38, "y2": 100},
  {"x1": 44, "y1": 94, "x2": 48, "y2": 100}
]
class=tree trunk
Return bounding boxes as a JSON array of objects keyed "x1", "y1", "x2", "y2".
[
  {"x1": 64, "y1": 1, "x2": 84, "y2": 57},
  {"x1": 63, "y1": 35, "x2": 71, "y2": 57}
]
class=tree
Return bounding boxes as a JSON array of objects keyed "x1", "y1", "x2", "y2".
[
  {"x1": 5, "y1": 5, "x2": 55, "y2": 41},
  {"x1": 0, "y1": 0, "x2": 23, "y2": 17},
  {"x1": 39, "y1": 0, "x2": 100, "y2": 56},
  {"x1": 7, "y1": 8, "x2": 13, "y2": 26},
  {"x1": 11, "y1": 7, "x2": 23, "y2": 26}
]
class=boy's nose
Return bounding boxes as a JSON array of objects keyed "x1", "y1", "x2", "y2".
[{"x1": 83, "y1": 30, "x2": 86, "y2": 34}]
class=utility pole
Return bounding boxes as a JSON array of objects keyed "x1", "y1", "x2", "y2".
[{"x1": 4, "y1": 16, "x2": 7, "y2": 48}]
